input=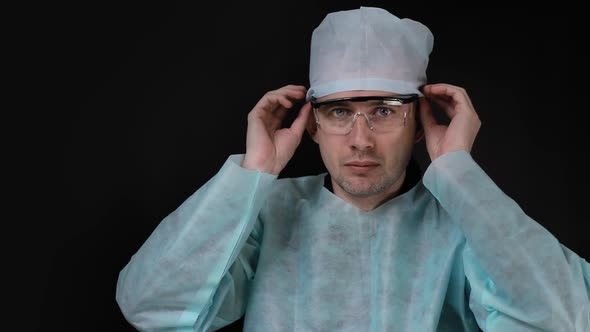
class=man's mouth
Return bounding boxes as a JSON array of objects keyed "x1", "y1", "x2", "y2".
[{"x1": 344, "y1": 160, "x2": 379, "y2": 172}]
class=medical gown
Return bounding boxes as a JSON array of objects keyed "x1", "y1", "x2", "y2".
[{"x1": 116, "y1": 151, "x2": 590, "y2": 331}]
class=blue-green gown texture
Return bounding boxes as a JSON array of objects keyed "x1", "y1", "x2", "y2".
[{"x1": 116, "y1": 151, "x2": 590, "y2": 331}]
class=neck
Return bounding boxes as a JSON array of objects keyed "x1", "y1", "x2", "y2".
[{"x1": 331, "y1": 171, "x2": 407, "y2": 212}]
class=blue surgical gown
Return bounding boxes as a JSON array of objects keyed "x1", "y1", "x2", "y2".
[{"x1": 116, "y1": 151, "x2": 590, "y2": 331}]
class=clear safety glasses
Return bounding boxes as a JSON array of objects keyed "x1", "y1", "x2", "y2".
[{"x1": 310, "y1": 94, "x2": 418, "y2": 135}]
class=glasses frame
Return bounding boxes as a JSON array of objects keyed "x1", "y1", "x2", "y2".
[
  {"x1": 310, "y1": 94, "x2": 418, "y2": 109},
  {"x1": 310, "y1": 94, "x2": 419, "y2": 135}
]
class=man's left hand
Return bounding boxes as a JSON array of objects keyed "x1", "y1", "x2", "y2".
[{"x1": 419, "y1": 83, "x2": 481, "y2": 161}]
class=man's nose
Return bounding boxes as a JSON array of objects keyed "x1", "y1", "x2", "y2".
[{"x1": 348, "y1": 113, "x2": 375, "y2": 150}]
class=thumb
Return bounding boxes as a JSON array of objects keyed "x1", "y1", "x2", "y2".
[{"x1": 289, "y1": 102, "x2": 312, "y2": 139}]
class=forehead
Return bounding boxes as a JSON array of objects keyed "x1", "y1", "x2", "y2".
[{"x1": 316, "y1": 90, "x2": 398, "y2": 102}]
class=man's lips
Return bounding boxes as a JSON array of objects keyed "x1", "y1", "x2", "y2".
[
  {"x1": 344, "y1": 160, "x2": 379, "y2": 167},
  {"x1": 344, "y1": 160, "x2": 380, "y2": 172}
]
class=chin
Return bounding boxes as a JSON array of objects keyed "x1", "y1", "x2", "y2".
[{"x1": 338, "y1": 177, "x2": 389, "y2": 197}]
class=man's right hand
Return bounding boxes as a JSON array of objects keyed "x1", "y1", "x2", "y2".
[{"x1": 241, "y1": 85, "x2": 311, "y2": 175}]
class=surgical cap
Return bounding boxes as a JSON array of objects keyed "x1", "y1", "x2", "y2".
[{"x1": 306, "y1": 7, "x2": 434, "y2": 101}]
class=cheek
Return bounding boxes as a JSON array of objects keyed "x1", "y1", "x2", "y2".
[
  {"x1": 380, "y1": 133, "x2": 415, "y2": 162},
  {"x1": 318, "y1": 138, "x2": 341, "y2": 167},
  {"x1": 319, "y1": 142, "x2": 336, "y2": 162}
]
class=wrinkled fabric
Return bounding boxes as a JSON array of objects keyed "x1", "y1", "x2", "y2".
[
  {"x1": 116, "y1": 151, "x2": 590, "y2": 331},
  {"x1": 306, "y1": 7, "x2": 433, "y2": 101}
]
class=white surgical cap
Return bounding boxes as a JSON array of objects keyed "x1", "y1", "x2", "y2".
[{"x1": 306, "y1": 7, "x2": 434, "y2": 101}]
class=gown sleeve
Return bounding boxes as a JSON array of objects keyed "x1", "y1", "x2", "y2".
[
  {"x1": 422, "y1": 151, "x2": 590, "y2": 332},
  {"x1": 115, "y1": 154, "x2": 277, "y2": 331}
]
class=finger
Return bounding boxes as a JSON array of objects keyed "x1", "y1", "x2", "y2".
[
  {"x1": 255, "y1": 93, "x2": 294, "y2": 113},
  {"x1": 428, "y1": 95, "x2": 457, "y2": 118},
  {"x1": 276, "y1": 84, "x2": 307, "y2": 92},
  {"x1": 265, "y1": 89, "x2": 308, "y2": 121},
  {"x1": 289, "y1": 102, "x2": 312, "y2": 137},
  {"x1": 267, "y1": 87, "x2": 308, "y2": 108},
  {"x1": 272, "y1": 94, "x2": 295, "y2": 109},
  {"x1": 423, "y1": 84, "x2": 474, "y2": 115},
  {"x1": 260, "y1": 85, "x2": 307, "y2": 110},
  {"x1": 273, "y1": 85, "x2": 307, "y2": 99}
]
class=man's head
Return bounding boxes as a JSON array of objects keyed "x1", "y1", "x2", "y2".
[
  {"x1": 305, "y1": 7, "x2": 433, "y2": 200},
  {"x1": 307, "y1": 90, "x2": 421, "y2": 198}
]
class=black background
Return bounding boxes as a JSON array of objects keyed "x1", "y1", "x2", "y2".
[{"x1": 15, "y1": 1, "x2": 588, "y2": 331}]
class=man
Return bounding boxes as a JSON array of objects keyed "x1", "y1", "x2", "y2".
[{"x1": 116, "y1": 7, "x2": 590, "y2": 331}]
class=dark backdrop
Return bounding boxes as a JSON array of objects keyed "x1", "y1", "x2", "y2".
[{"x1": 19, "y1": 1, "x2": 587, "y2": 331}]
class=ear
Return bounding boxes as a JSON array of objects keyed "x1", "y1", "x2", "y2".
[{"x1": 306, "y1": 111, "x2": 319, "y2": 144}]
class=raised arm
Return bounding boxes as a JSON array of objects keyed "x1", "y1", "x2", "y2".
[
  {"x1": 420, "y1": 83, "x2": 590, "y2": 331},
  {"x1": 116, "y1": 85, "x2": 310, "y2": 331}
]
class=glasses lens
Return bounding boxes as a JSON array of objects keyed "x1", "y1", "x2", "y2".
[{"x1": 315, "y1": 98, "x2": 414, "y2": 135}]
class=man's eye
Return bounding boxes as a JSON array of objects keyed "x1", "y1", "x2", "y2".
[
  {"x1": 375, "y1": 107, "x2": 393, "y2": 117},
  {"x1": 329, "y1": 108, "x2": 350, "y2": 117}
]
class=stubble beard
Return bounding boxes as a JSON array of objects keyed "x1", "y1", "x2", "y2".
[{"x1": 333, "y1": 172, "x2": 399, "y2": 198}]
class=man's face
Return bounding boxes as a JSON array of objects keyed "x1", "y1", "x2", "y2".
[{"x1": 308, "y1": 90, "x2": 420, "y2": 198}]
